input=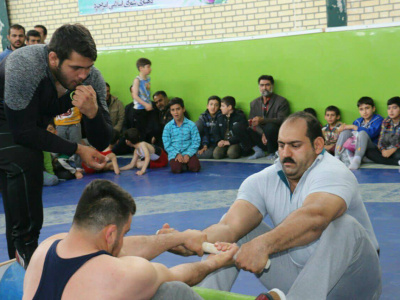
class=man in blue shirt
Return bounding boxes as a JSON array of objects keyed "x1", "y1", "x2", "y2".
[{"x1": 0, "y1": 24, "x2": 25, "y2": 62}]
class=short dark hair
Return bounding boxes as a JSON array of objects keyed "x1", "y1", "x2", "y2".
[
  {"x1": 48, "y1": 24, "x2": 97, "y2": 65},
  {"x1": 153, "y1": 91, "x2": 167, "y2": 98},
  {"x1": 26, "y1": 29, "x2": 41, "y2": 41},
  {"x1": 73, "y1": 180, "x2": 136, "y2": 232},
  {"x1": 208, "y1": 95, "x2": 221, "y2": 106},
  {"x1": 136, "y1": 58, "x2": 151, "y2": 70},
  {"x1": 124, "y1": 128, "x2": 141, "y2": 144},
  {"x1": 357, "y1": 97, "x2": 375, "y2": 107},
  {"x1": 169, "y1": 97, "x2": 184, "y2": 108},
  {"x1": 8, "y1": 24, "x2": 25, "y2": 35},
  {"x1": 325, "y1": 105, "x2": 340, "y2": 116},
  {"x1": 285, "y1": 111, "x2": 323, "y2": 146},
  {"x1": 221, "y1": 96, "x2": 236, "y2": 109},
  {"x1": 258, "y1": 75, "x2": 274, "y2": 85},
  {"x1": 105, "y1": 82, "x2": 110, "y2": 89},
  {"x1": 304, "y1": 108, "x2": 317, "y2": 118},
  {"x1": 387, "y1": 96, "x2": 400, "y2": 107},
  {"x1": 34, "y1": 25, "x2": 47, "y2": 36}
]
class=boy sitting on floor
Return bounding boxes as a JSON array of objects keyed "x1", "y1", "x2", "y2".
[
  {"x1": 335, "y1": 97, "x2": 384, "y2": 169},
  {"x1": 162, "y1": 98, "x2": 201, "y2": 173},
  {"x1": 120, "y1": 128, "x2": 168, "y2": 175},
  {"x1": 322, "y1": 105, "x2": 342, "y2": 154},
  {"x1": 366, "y1": 96, "x2": 400, "y2": 166},
  {"x1": 196, "y1": 95, "x2": 222, "y2": 159},
  {"x1": 212, "y1": 96, "x2": 249, "y2": 159}
]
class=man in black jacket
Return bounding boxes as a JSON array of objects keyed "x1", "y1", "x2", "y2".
[{"x1": 0, "y1": 24, "x2": 112, "y2": 268}]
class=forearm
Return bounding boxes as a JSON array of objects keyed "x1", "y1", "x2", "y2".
[
  {"x1": 203, "y1": 223, "x2": 239, "y2": 244},
  {"x1": 83, "y1": 106, "x2": 112, "y2": 150},
  {"x1": 121, "y1": 232, "x2": 191, "y2": 260},
  {"x1": 169, "y1": 259, "x2": 219, "y2": 286},
  {"x1": 259, "y1": 207, "x2": 328, "y2": 255}
]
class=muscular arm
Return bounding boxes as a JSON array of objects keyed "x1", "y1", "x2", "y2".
[
  {"x1": 204, "y1": 200, "x2": 264, "y2": 243},
  {"x1": 235, "y1": 192, "x2": 347, "y2": 273},
  {"x1": 119, "y1": 230, "x2": 207, "y2": 260}
]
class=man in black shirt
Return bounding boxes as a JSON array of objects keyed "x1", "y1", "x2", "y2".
[{"x1": 0, "y1": 24, "x2": 112, "y2": 268}]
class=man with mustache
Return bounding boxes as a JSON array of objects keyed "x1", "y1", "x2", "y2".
[
  {"x1": 162, "y1": 112, "x2": 381, "y2": 299},
  {"x1": 0, "y1": 24, "x2": 26, "y2": 62},
  {"x1": 243, "y1": 75, "x2": 290, "y2": 160},
  {"x1": 0, "y1": 24, "x2": 112, "y2": 268}
]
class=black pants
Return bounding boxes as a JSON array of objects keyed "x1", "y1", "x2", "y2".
[
  {"x1": 366, "y1": 147, "x2": 400, "y2": 165},
  {"x1": 133, "y1": 109, "x2": 160, "y2": 143},
  {"x1": 234, "y1": 122, "x2": 280, "y2": 154},
  {"x1": 0, "y1": 123, "x2": 43, "y2": 259}
]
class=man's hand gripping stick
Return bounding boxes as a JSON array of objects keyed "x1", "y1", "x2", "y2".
[{"x1": 202, "y1": 242, "x2": 271, "y2": 270}]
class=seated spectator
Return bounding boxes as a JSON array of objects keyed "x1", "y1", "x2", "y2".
[
  {"x1": 322, "y1": 106, "x2": 342, "y2": 154},
  {"x1": 304, "y1": 107, "x2": 322, "y2": 127},
  {"x1": 120, "y1": 128, "x2": 168, "y2": 175},
  {"x1": 34, "y1": 24, "x2": 47, "y2": 44},
  {"x1": 0, "y1": 24, "x2": 26, "y2": 62},
  {"x1": 196, "y1": 95, "x2": 222, "y2": 159},
  {"x1": 82, "y1": 131, "x2": 121, "y2": 175},
  {"x1": 212, "y1": 96, "x2": 249, "y2": 159},
  {"x1": 151, "y1": 91, "x2": 190, "y2": 148},
  {"x1": 55, "y1": 107, "x2": 83, "y2": 168},
  {"x1": 162, "y1": 98, "x2": 201, "y2": 173},
  {"x1": 304, "y1": 107, "x2": 318, "y2": 118},
  {"x1": 335, "y1": 97, "x2": 384, "y2": 169},
  {"x1": 106, "y1": 82, "x2": 125, "y2": 134},
  {"x1": 26, "y1": 30, "x2": 41, "y2": 45},
  {"x1": 366, "y1": 97, "x2": 400, "y2": 166},
  {"x1": 246, "y1": 75, "x2": 290, "y2": 160},
  {"x1": 43, "y1": 122, "x2": 59, "y2": 186},
  {"x1": 112, "y1": 86, "x2": 137, "y2": 155}
]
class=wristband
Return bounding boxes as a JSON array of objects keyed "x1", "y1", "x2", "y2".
[{"x1": 70, "y1": 91, "x2": 75, "y2": 101}]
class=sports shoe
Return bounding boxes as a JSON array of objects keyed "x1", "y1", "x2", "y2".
[
  {"x1": 266, "y1": 153, "x2": 278, "y2": 161},
  {"x1": 15, "y1": 239, "x2": 38, "y2": 270},
  {"x1": 256, "y1": 288, "x2": 286, "y2": 300}
]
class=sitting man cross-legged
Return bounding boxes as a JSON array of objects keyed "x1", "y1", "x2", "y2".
[
  {"x1": 23, "y1": 179, "x2": 238, "y2": 300},
  {"x1": 160, "y1": 111, "x2": 381, "y2": 300},
  {"x1": 243, "y1": 75, "x2": 290, "y2": 160}
]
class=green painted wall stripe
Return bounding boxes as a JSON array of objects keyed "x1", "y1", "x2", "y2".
[{"x1": 96, "y1": 26, "x2": 400, "y2": 125}]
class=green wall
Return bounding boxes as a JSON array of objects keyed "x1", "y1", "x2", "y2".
[{"x1": 96, "y1": 26, "x2": 400, "y2": 124}]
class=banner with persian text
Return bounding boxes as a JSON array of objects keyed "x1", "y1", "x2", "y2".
[{"x1": 79, "y1": 0, "x2": 228, "y2": 15}]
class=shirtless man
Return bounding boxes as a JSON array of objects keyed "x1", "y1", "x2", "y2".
[{"x1": 23, "y1": 179, "x2": 238, "y2": 300}]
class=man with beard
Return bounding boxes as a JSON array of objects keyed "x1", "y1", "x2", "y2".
[
  {"x1": 0, "y1": 24, "x2": 26, "y2": 62},
  {"x1": 24, "y1": 179, "x2": 239, "y2": 300},
  {"x1": 245, "y1": 75, "x2": 290, "y2": 160},
  {"x1": 160, "y1": 112, "x2": 381, "y2": 300},
  {"x1": 0, "y1": 24, "x2": 112, "y2": 268}
]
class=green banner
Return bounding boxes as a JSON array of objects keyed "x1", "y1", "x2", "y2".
[
  {"x1": 0, "y1": 0, "x2": 9, "y2": 51},
  {"x1": 327, "y1": 0, "x2": 347, "y2": 27}
]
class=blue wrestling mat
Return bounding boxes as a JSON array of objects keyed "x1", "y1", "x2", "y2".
[{"x1": 0, "y1": 160, "x2": 399, "y2": 299}]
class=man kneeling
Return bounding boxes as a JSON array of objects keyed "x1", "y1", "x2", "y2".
[{"x1": 23, "y1": 179, "x2": 237, "y2": 300}]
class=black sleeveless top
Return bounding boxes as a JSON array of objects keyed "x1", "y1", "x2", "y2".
[{"x1": 33, "y1": 239, "x2": 111, "y2": 300}]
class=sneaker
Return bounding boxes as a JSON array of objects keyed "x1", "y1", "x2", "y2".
[
  {"x1": 266, "y1": 153, "x2": 278, "y2": 161},
  {"x1": 248, "y1": 151, "x2": 265, "y2": 160},
  {"x1": 256, "y1": 288, "x2": 286, "y2": 300},
  {"x1": 15, "y1": 239, "x2": 38, "y2": 270}
]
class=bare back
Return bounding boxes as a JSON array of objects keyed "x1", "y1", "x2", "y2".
[{"x1": 23, "y1": 235, "x2": 162, "y2": 300}]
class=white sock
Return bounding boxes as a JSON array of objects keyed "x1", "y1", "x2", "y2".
[
  {"x1": 349, "y1": 156, "x2": 362, "y2": 170},
  {"x1": 253, "y1": 145, "x2": 263, "y2": 153}
]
